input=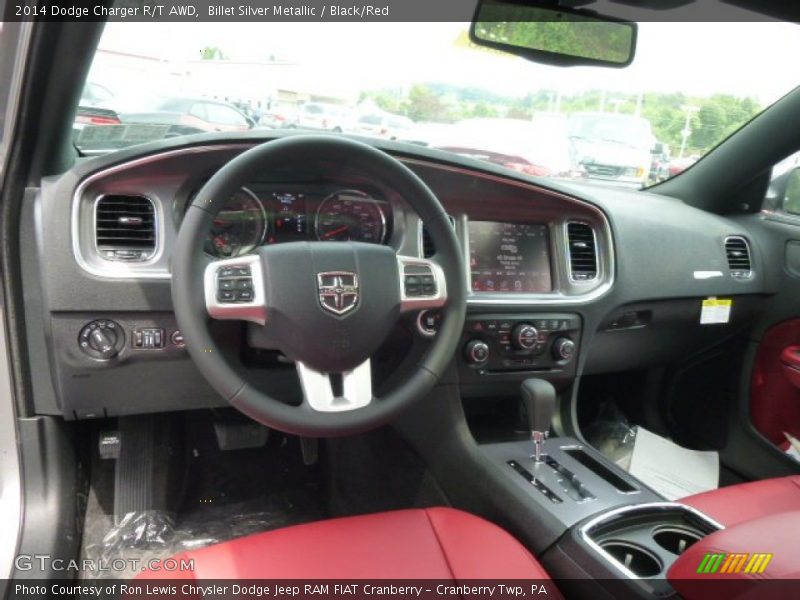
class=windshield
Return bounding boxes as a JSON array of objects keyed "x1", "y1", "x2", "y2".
[
  {"x1": 75, "y1": 21, "x2": 800, "y2": 189},
  {"x1": 568, "y1": 114, "x2": 652, "y2": 149}
]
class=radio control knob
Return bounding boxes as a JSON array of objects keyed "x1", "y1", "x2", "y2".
[
  {"x1": 553, "y1": 337, "x2": 576, "y2": 362},
  {"x1": 512, "y1": 324, "x2": 538, "y2": 350},
  {"x1": 464, "y1": 340, "x2": 490, "y2": 365}
]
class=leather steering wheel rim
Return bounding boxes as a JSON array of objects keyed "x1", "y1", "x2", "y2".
[{"x1": 171, "y1": 135, "x2": 466, "y2": 437}]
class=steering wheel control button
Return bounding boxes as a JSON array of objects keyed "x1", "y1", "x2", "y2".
[
  {"x1": 403, "y1": 266, "x2": 437, "y2": 297},
  {"x1": 79, "y1": 320, "x2": 125, "y2": 360},
  {"x1": 204, "y1": 254, "x2": 267, "y2": 325},
  {"x1": 397, "y1": 256, "x2": 447, "y2": 313},
  {"x1": 215, "y1": 263, "x2": 256, "y2": 304}
]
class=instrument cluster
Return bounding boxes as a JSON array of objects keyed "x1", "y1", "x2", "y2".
[{"x1": 202, "y1": 185, "x2": 391, "y2": 258}]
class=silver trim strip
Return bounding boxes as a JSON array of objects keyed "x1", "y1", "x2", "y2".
[
  {"x1": 0, "y1": 298, "x2": 22, "y2": 579},
  {"x1": 723, "y1": 235, "x2": 754, "y2": 279},
  {"x1": 0, "y1": 20, "x2": 29, "y2": 579},
  {"x1": 93, "y1": 193, "x2": 160, "y2": 262},
  {"x1": 402, "y1": 159, "x2": 615, "y2": 306},
  {"x1": 564, "y1": 220, "x2": 600, "y2": 285},
  {"x1": 693, "y1": 270, "x2": 723, "y2": 280},
  {"x1": 578, "y1": 502, "x2": 724, "y2": 580},
  {"x1": 464, "y1": 216, "x2": 615, "y2": 306},
  {"x1": 296, "y1": 359, "x2": 372, "y2": 412},
  {"x1": 71, "y1": 144, "x2": 252, "y2": 280}
]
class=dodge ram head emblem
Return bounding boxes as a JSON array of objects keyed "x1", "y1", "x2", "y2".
[{"x1": 317, "y1": 271, "x2": 359, "y2": 316}]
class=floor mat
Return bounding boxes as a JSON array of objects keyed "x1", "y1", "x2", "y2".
[{"x1": 80, "y1": 419, "x2": 327, "y2": 580}]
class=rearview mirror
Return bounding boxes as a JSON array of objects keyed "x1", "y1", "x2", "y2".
[{"x1": 470, "y1": 0, "x2": 637, "y2": 68}]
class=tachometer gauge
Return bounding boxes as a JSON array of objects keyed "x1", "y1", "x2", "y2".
[
  {"x1": 315, "y1": 190, "x2": 387, "y2": 244},
  {"x1": 204, "y1": 187, "x2": 267, "y2": 257}
]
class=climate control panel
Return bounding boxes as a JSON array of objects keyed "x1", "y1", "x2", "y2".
[{"x1": 461, "y1": 313, "x2": 581, "y2": 373}]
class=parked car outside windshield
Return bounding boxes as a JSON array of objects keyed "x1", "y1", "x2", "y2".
[{"x1": 73, "y1": 21, "x2": 800, "y2": 189}]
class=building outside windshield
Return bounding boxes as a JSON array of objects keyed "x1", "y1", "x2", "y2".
[{"x1": 74, "y1": 20, "x2": 800, "y2": 189}]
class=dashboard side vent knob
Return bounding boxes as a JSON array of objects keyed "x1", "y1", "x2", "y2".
[
  {"x1": 725, "y1": 236, "x2": 752, "y2": 279},
  {"x1": 95, "y1": 195, "x2": 156, "y2": 261},
  {"x1": 567, "y1": 222, "x2": 598, "y2": 281},
  {"x1": 420, "y1": 215, "x2": 456, "y2": 258}
]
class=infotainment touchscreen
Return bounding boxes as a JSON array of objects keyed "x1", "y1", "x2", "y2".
[{"x1": 468, "y1": 221, "x2": 551, "y2": 293}]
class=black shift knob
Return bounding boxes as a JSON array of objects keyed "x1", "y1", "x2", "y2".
[{"x1": 521, "y1": 378, "x2": 556, "y2": 434}]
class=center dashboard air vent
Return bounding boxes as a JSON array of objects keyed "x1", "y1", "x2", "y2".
[
  {"x1": 566, "y1": 222, "x2": 598, "y2": 281},
  {"x1": 725, "y1": 236, "x2": 752, "y2": 279},
  {"x1": 95, "y1": 194, "x2": 157, "y2": 261},
  {"x1": 420, "y1": 215, "x2": 456, "y2": 258}
]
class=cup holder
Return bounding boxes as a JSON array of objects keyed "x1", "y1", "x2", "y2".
[
  {"x1": 653, "y1": 527, "x2": 702, "y2": 555},
  {"x1": 599, "y1": 541, "x2": 662, "y2": 577}
]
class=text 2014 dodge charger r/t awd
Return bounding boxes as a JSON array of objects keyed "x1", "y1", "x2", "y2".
[{"x1": 2, "y1": 1, "x2": 800, "y2": 599}]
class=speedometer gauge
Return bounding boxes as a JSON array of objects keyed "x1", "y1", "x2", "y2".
[
  {"x1": 315, "y1": 190, "x2": 387, "y2": 244},
  {"x1": 204, "y1": 187, "x2": 267, "y2": 257}
]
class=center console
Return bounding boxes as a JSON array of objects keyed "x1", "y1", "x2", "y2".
[{"x1": 477, "y1": 378, "x2": 723, "y2": 599}]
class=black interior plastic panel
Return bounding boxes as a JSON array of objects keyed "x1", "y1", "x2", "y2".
[{"x1": 585, "y1": 296, "x2": 763, "y2": 374}]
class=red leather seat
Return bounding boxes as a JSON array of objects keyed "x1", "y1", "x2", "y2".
[
  {"x1": 668, "y1": 512, "x2": 800, "y2": 599},
  {"x1": 681, "y1": 475, "x2": 800, "y2": 527},
  {"x1": 138, "y1": 507, "x2": 552, "y2": 580}
]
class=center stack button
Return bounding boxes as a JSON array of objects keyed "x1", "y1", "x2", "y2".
[{"x1": 512, "y1": 323, "x2": 538, "y2": 350}]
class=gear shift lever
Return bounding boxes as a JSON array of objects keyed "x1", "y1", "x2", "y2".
[{"x1": 521, "y1": 378, "x2": 556, "y2": 462}]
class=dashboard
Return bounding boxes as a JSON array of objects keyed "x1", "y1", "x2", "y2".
[{"x1": 29, "y1": 134, "x2": 765, "y2": 422}]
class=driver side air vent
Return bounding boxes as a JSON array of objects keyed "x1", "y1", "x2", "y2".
[
  {"x1": 725, "y1": 236, "x2": 752, "y2": 279},
  {"x1": 95, "y1": 195, "x2": 157, "y2": 261},
  {"x1": 420, "y1": 215, "x2": 456, "y2": 258},
  {"x1": 566, "y1": 222, "x2": 598, "y2": 281}
]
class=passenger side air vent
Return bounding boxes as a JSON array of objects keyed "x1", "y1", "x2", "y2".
[
  {"x1": 420, "y1": 215, "x2": 456, "y2": 258},
  {"x1": 566, "y1": 222, "x2": 598, "y2": 281},
  {"x1": 725, "y1": 236, "x2": 752, "y2": 279},
  {"x1": 95, "y1": 195, "x2": 157, "y2": 261}
]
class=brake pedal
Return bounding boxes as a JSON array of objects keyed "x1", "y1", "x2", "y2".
[{"x1": 213, "y1": 419, "x2": 269, "y2": 451}]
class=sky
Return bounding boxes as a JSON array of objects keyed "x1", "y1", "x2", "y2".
[{"x1": 97, "y1": 21, "x2": 800, "y2": 106}]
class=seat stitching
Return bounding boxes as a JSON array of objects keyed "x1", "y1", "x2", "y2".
[{"x1": 423, "y1": 509, "x2": 457, "y2": 581}]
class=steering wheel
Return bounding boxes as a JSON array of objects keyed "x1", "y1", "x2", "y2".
[{"x1": 171, "y1": 136, "x2": 466, "y2": 437}]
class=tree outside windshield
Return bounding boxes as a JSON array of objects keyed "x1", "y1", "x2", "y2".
[{"x1": 74, "y1": 21, "x2": 800, "y2": 189}]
